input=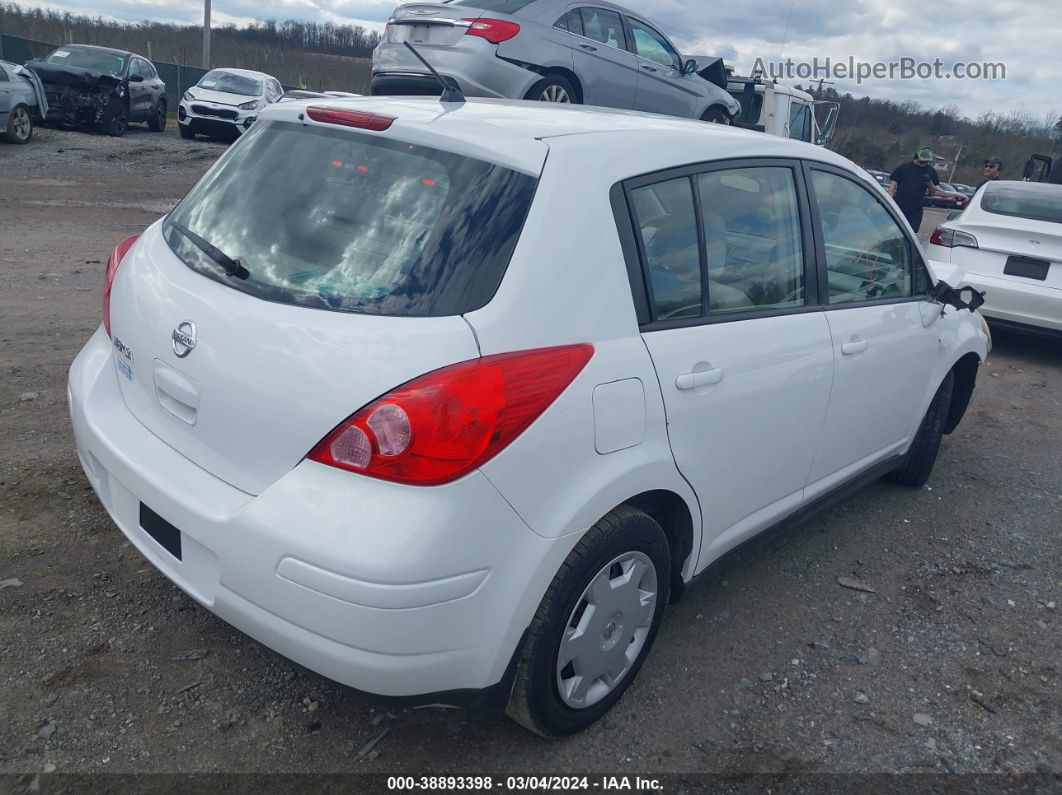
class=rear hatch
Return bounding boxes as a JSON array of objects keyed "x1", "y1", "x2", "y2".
[{"x1": 108, "y1": 109, "x2": 542, "y2": 495}]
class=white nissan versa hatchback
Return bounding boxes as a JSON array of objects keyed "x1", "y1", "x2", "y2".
[{"x1": 69, "y1": 96, "x2": 990, "y2": 736}]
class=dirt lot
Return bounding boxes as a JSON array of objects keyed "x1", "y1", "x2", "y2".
[{"x1": 1, "y1": 127, "x2": 1061, "y2": 786}]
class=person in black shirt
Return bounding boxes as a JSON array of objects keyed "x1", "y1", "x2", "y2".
[
  {"x1": 977, "y1": 156, "x2": 1003, "y2": 189},
  {"x1": 888, "y1": 147, "x2": 940, "y2": 233}
]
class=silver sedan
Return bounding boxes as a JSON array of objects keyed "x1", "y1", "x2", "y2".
[{"x1": 372, "y1": 0, "x2": 740, "y2": 122}]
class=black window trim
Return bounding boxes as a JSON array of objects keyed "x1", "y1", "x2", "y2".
[
  {"x1": 802, "y1": 160, "x2": 933, "y2": 311},
  {"x1": 612, "y1": 157, "x2": 821, "y2": 331}
]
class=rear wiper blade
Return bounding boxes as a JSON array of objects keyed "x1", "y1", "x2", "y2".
[{"x1": 169, "y1": 222, "x2": 250, "y2": 280}]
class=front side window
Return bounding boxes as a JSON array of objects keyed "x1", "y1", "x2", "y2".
[
  {"x1": 811, "y1": 170, "x2": 928, "y2": 303},
  {"x1": 788, "y1": 102, "x2": 811, "y2": 141},
  {"x1": 579, "y1": 7, "x2": 625, "y2": 49},
  {"x1": 164, "y1": 121, "x2": 538, "y2": 317},
  {"x1": 128, "y1": 59, "x2": 142, "y2": 79},
  {"x1": 625, "y1": 18, "x2": 680, "y2": 70},
  {"x1": 698, "y1": 167, "x2": 805, "y2": 313},
  {"x1": 631, "y1": 177, "x2": 702, "y2": 320}
]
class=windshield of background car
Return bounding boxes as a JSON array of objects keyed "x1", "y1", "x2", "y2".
[
  {"x1": 45, "y1": 48, "x2": 125, "y2": 75},
  {"x1": 163, "y1": 120, "x2": 539, "y2": 317},
  {"x1": 449, "y1": 0, "x2": 537, "y2": 9},
  {"x1": 198, "y1": 70, "x2": 263, "y2": 96},
  {"x1": 981, "y1": 184, "x2": 1062, "y2": 225}
]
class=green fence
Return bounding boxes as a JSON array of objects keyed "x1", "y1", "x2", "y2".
[{"x1": 1, "y1": 34, "x2": 291, "y2": 109}]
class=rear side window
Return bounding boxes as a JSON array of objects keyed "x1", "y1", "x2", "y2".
[
  {"x1": 811, "y1": 170, "x2": 928, "y2": 302},
  {"x1": 981, "y1": 184, "x2": 1062, "y2": 224},
  {"x1": 579, "y1": 8, "x2": 626, "y2": 49},
  {"x1": 0, "y1": 66, "x2": 8, "y2": 82},
  {"x1": 554, "y1": 10, "x2": 584, "y2": 35},
  {"x1": 631, "y1": 178, "x2": 702, "y2": 320},
  {"x1": 164, "y1": 121, "x2": 538, "y2": 317}
]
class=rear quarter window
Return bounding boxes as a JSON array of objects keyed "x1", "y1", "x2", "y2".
[{"x1": 164, "y1": 120, "x2": 538, "y2": 317}]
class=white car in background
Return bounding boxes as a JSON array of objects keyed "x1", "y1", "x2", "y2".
[
  {"x1": 70, "y1": 96, "x2": 988, "y2": 737},
  {"x1": 929, "y1": 180, "x2": 1062, "y2": 339},
  {"x1": 178, "y1": 68, "x2": 283, "y2": 140}
]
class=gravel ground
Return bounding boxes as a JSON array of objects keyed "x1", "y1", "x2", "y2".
[{"x1": 1, "y1": 127, "x2": 1061, "y2": 787}]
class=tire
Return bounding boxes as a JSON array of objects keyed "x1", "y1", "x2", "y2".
[
  {"x1": 523, "y1": 75, "x2": 579, "y2": 105},
  {"x1": 701, "y1": 106, "x2": 731, "y2": 124},
  {"x1": 148, "y1": 100, "x2": 167, "y2": 132},
  {"x1": 3, "y1": 104, "x2": 33, "y2": 144},
  {"x1": 179, "y1": 123, "x2": 195, "y2": 140},
  {"x1": 506, "y1": 506, "x2": 671, "y2": 737},
  {"x1": 889, "y1": 371, "x2": 954, "y2": 487},
  {"x1": 105, "y1": 99, "x2": 128, "y2": 137}
]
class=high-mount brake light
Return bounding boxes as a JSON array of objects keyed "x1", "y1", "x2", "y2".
[
  {"x1": 462, "y1": 17, "x2": 521, "y2": 44},
  {"x1": 306, "y1": 106, "x2": 396, "y2": 132},
  {"x1": 103, "y1": 235, "x2": 140, "y2": 338},
  {"x1": 308, "y1": 344, "x2": 594, "y2": 486}
]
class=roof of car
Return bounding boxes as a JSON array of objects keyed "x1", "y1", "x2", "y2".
[
  {"x1": 259, "y1": 96, "x2": 859, "y2": 180},
  {"x1": 56, "y1": 43, "x2": 135, "y2": 57}
]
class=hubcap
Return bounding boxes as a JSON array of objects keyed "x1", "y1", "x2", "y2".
[
  {"x1": 13, "y1": 108, "x2": 30, "y2": 139},
  {"x1": 541, "y1": 85, "x2": 571, "y2": 103},
  {"x1": 555, "y1": 551, "x2": 657, "y2": 709}
]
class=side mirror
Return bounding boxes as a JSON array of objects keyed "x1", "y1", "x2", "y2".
[
  {"x1": 128, "y1": 74, "x2": 143, "y2": 83},
  {"x1": 682, "y1": 59, "x2": 697, "y2": 76}
]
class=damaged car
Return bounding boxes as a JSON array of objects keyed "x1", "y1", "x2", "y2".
[
  {"x1": 1, "y1": 59, "x2": 48, "y2": 144},
  {"x1": 371, "y1": 0, "x2": 740, "y2": 123},
  {"x1": 27, "y1": 45, "x2": 167, "y2": 137}
]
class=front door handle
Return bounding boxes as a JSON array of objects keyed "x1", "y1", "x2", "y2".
[
  {"x1": 676, "y1": 367, "x2": 723, "y2": 390},
  {"x1": 579, "y1": 43, "x2": 597, "y2": 52},
  {"x1": 841, "y1": 338, "x2": 869, "y2": 356}
]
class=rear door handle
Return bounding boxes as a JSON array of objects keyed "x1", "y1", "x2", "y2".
[
  {"x1": 675, "y1": 367, "x2": 723, "y2": 390},
  {"x1": 579, "y1": 43, "x2": 597, "y2": 52},
  {"x1": 640, "y1": 64, "x2": 657, "y2": 72},
  {"x1": 841, "y1": 338, "x2": 869, "y2": 355}
]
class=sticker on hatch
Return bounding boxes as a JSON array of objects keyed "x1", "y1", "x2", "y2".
[{"x1": 113, "y1": 337, "x2": 134, "y2": 381}]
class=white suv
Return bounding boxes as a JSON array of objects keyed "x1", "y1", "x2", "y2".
[{"x1": 69, "y1": 97, "x2": 990, "y2": 736}]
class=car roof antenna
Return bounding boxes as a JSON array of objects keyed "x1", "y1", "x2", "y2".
[{"x1": 403, "y1": 41, "x2": 466, "y2": 104}]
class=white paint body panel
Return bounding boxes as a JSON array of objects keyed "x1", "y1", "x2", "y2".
[{"x1": 69, "y1": 96, "x2": 988, "y2": 699}]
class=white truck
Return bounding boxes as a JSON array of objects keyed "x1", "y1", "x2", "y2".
[{"x1": 724, "y1": 71, "x2": 839, "y2": 145}]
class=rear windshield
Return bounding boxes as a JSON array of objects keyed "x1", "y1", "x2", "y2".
[
  {"x1": 981, "y1": 183, "x2": 1062, "y2": 225},
  {"x1": 164, "y1": 120, "x2": 538, "y2": 317},
  {"x1": 198, "y1": 70, "x2": 263, "y2": 96},
  {"x1": 448, "y1": 0, "x2": 537, "y2": 10},
  {"x1": 45, "y1": 47, "x2": 126, "y2": 75}
]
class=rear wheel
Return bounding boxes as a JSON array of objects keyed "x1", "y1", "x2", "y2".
[
  {"x1": 701, "y1": 106, "x2": 731, "y2": 124},
  {"x1": 506, "y1": 506, "x2": 670, "y2": 736},
  {"x1": 3, "y1": 104, "x2": 33, "y2": 144},
  {"x1": 524, "y1": 75, "x2": 579, "y2": 105},
  {"x1": 148, "y1": 100, "x2": 167, "y2": 132},
  {"x1": 889, "y1": 371, "x2": 954, "y2": 487}
]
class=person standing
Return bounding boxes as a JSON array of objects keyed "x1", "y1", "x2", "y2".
[
  {"x1": 978, "y1": 156, "x2": 1003, "y2": 188},
  {"x1": 888, "y1": 147, "x2": 941, "y2": 233}
]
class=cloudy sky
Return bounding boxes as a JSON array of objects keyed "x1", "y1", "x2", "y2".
[{"x1": 16, "y1": 0, "x2": 1060, "y2": 120}]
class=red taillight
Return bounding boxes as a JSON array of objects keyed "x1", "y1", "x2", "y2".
[
  {"x1": 462, "y1": 17, "x2": 521, "y2": 44},
  {"x1": 103, "y1": 234, "x2": 140, "y2": 337},
  {"x1": 308, "y1": 344, "x2": 594, "y2": 486},
  {"x1": 306, "y1": 106, "x2": 395, "y2": 132},
  {"x1": 929, "y1": 226, "x2": 978, "y2": 249}
]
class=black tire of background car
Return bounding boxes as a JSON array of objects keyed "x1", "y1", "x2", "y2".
[
  {"x1": 179, "y1": 124, "x2": 195, "y2": 140},
  {"x1": 148, "y1": 100, "x2": 167, "y2": 132},
  {"x1": 888, "y1": 370, "x2": 955, "y2": 488},
  {"x1": 3, "y1": 104, "x2": 33, "y2": 144},
  {"x1": 106, "y1": 99, "x2": 128, "y2": 138},
  {"x1": 506, "y1": 505, "x2": 671, "y2": 737},
  {"x1": 701, "y1": 106, "x2": 731, "y2": 124},
  {"x1": 523, "y1": 74, "x2": 580, "y2": 104}
]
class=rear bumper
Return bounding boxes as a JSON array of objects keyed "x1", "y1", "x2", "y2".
[
  {"x1": 962, "y1": 271, "x2": 1062, "y2": 334},
  {"x1": 68, "y1": 327, "x2": 576, "y2": 699}
]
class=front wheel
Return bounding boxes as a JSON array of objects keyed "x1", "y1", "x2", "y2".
[
  {"x1": 524, "y1": 75, "x2": 579, "y2": 105},
  {"x1": 889, "y1": 371, "x2": 954, "y2": 487},
  {"x1": 105, "y1": 100, "x2": 128, "y2": 137},
  {"x1": 179, "y1": 123, "x2": 195, "y2": 140},
  {"x1": 506, "y1": 506, "x2": 671, "y2": 736},
  {"x1": 701, "y1": 106, "x2": 731, "y2": 124},
  {"x1": 148, "y1": 100, "x2": 167, "y2": 132},
  {"x1": 3, "y1": 104, "x2": 33, "y2": 144}
]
